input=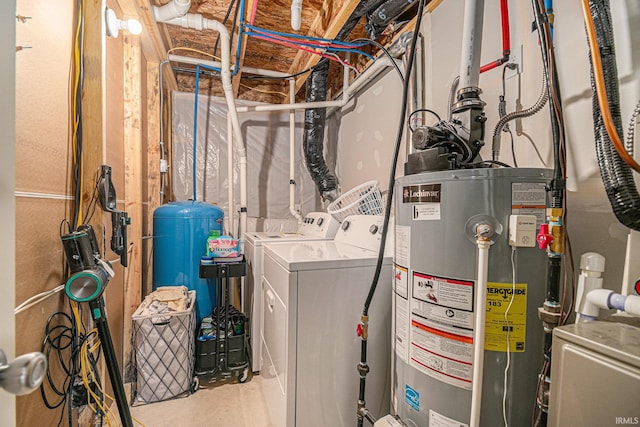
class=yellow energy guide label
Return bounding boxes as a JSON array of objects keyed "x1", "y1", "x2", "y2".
[{"x1": 484, "y1": 282, "x2": 528, "y2": 352}]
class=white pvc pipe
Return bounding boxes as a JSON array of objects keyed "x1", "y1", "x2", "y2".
[
  {"x1": 227, "y1": 113, "x2": 235, "y2": 236},
  {"x1": 288, "y1": 79, "x2": 303, "y2": 224},
  {"x1": 470, "y1": 238, "x2": 490, "y2": 427},
  {"x1": 167, "y1": 54, "x2": 291, "y2": 78},
  {"x1": 291, "y1": 0, "x2": 302, "y2": 31},
  {"x1": 160, "y1": 13, "x2": 248, "y2": 247},
  {"x1": 152, "y1": 0, "x2": 191, "y2": 23},
  {"x1": 459, "y1": 0, "x2": 485, "y2": 88},
  {"x1": 235, "y1": 57, "x2": 394, "y2": 114}
]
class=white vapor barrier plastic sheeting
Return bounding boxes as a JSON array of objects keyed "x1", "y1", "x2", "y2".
[{"x1": 172, "y1": 92, "x2": 320, "y2": 224}]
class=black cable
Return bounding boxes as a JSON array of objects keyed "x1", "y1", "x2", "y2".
[
  {"x1": 357, "y1": 2, "x2": 426, "y2": 425},
  {"x1": 213, "y1": 0, "x2": 237, "y2": 57},
  {"x1": 363, "y1": 13, "x2": 421, "y2": 311},
  {"x1": 351, "y1": 38, "x2": 405, "y2": 82},
  {"x1": 508, "y1": 129, "x2": 518, "y2": 167},
  {"x1": 407, "y1": 108, "x2": 442, "y2": 132}
]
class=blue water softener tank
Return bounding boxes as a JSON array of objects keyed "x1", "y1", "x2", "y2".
[{"x1": 153, "y1": 201, "x2": 224, "y2": 324}]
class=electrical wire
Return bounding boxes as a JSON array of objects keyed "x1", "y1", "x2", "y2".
[
  {"x1": 212, "y1": 0, "x2": 237, "y2": 57},
  {"x1": 15, "y1": 285, "x2": 65, "y2": 315},
  {"x1": 238, "y1": 82, "x2": 287, "y2": 97},
  {"x1": 351, "y1": 38, "x2": 405, "y2": 82},
  {"x1": 502, "y1": 247, "x2": 517, "y2": 427},
  {"x1": 245, "y1": 31, "x2": 375, "y2": 61},
  {"x1": 580, "y1": 0, "x2": 640, "y2": 173},
  {"x1": 243, "y1": 24, "x2": 370, "y2": 47},
  {"x1": 407, "y1": 108, "x2": 441, "y2": 132},
  {"x1": 167, "y1": 46, "x2": 221, "y2": 61}
]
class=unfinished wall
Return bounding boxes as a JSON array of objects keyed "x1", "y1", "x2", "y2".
[
  {"x1": 13, "y1": 0, "x2": 150, "y2": 424},
  {"x1": 333, "y1": 0, "x2": 639, "y2": 289}
]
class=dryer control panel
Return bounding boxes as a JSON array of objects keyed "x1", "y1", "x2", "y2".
[{"x1": 298, "y1": 212, "x2": 340, "y2": 238}]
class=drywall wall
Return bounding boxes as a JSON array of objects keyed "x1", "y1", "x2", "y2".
[
  {"x1": 1, "y1": 0, "x2": 16, "y2": 425},
  {"x1": 330, "y1": 68, "x2": 405, "y2": 194},
  {"x1": 334, "y1": 0, "x2": 638, "y2": 291}
]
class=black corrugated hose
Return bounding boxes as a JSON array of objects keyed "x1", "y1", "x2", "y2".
[
  {"x1": 356, "y1": 1, "x2": 426, "y2": 426},
  {"x1": 588, "y1": 0, "x2": 640, "y2": 231},
  {"x1": 302, "y1": 0, "x2": 398, "y2": 203}
]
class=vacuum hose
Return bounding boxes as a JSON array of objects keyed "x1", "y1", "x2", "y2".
[{"x1": 587, "y1": 0, "x2": 640, "y2": 231}]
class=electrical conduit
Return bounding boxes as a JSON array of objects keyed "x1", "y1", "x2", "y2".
[{"x1": 157, "y1": 13, "x2": 249, "y2": 242}]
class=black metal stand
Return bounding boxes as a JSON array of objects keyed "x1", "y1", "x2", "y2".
[
  {"x1": 89, "y1": 297, "x2": 134, "y2": 427},
  {"x1": 197, "y1": 257, "x2": 248, "y2": 382}
]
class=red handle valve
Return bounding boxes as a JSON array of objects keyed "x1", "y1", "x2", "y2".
[
  {"x1": 356, "y1": 323, "x2": 363, "y2": 337},
  {"x1": 537, "y1": 223, "x2": 554, "y2": 250}
]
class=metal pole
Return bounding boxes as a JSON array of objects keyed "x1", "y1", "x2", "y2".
[{"x1": 89, "y1": 298, "x2": 134, "y2": 427}]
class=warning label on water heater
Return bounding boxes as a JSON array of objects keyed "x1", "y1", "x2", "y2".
[
  {"x1": 409, "y1": 271, "x2": 474, "y2": 390},
  {"x1": 511, "y1": 182, "x2": 546, "y2": 224}
]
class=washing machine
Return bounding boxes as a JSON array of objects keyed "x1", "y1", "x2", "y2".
[
  {"x1": 259, "y1": 215, "x2": 392, "y2": 427},
  {"x1": 245, "y1": 211, "x2": 340, "y2": 372}
]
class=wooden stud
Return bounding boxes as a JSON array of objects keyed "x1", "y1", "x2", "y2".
[
  {"x1": 116, "y1": 0, "x2": 178, "y2": 91},
  {"x1": 122, "y1": 32, "x2": 143, "y2": 380},
  {"x1": 231, "y1": 0, "x2": 257, "y2": 96},
  {"x1": 82, "y1": 0, "x2": 107, "y2": 231},
  {"x1": 145, "y1": 60, "x2": 161, "y2": 296}
]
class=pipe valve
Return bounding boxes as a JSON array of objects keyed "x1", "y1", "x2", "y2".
[{"x1": 537, "y1": 223, "x2": 553, "y2": 250}]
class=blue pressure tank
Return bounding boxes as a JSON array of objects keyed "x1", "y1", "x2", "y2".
[{"x1": 153, "y1": 201, "x2": 224, "y2": 324}]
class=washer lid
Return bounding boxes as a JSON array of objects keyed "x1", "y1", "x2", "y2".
[
  {"x1": 263, "y1": 240, "x2": 391, "y2": 271},
  {"x1": 244, "y1": 231, "x2": 334, "y2": 246}
]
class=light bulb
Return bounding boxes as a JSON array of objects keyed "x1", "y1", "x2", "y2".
[{"x1": 124, "y1": 18, "x2": 143, "y2": 35}]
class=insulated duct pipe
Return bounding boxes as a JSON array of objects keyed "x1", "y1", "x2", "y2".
[
  {"x1": 302, "y1": 0, "x2": 389, "y2": 202},
  {"x1": 158, "y1": 13, "x2": 248, "y2": 243},
  {"x1": 303, "y1": 59, "x2": 338, "y2": 202},
  {"x1": 585, "y1": 0, "x2": 640, "y2": 231},
  {"x1": 289, "y1": 79, "x2": 303, "y2": 223}
]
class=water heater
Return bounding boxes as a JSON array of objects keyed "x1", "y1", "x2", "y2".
[
  {"x1": 392, "y1": 168, "x2": 551, "y2": 426},
  {"x1": 153, "y1": 201, "x2": 224, "y2": 324}
]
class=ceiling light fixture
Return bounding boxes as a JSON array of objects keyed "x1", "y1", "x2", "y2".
[{"x1": 105, "y1": 7, "x2": 142, "y2": 38}]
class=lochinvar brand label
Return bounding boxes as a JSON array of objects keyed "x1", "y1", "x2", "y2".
[{"x1": 403, "y1": 184, "x2": 441, "y2": 203}]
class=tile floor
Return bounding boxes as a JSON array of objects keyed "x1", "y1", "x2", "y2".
[{"x1": 130, "y1": 373, "x2": 272, "y2": 427}]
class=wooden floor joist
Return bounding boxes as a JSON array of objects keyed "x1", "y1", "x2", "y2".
[{"x1": 285, "y1": 0, "x2": 359, "y2": 100}]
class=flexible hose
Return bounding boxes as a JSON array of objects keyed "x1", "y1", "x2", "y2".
[
  {"x1": 581, "y1": 0, "x2": 640, "y2": 173},
  {"x1": 625, "y1": 99, "x2": 639, "y2": 156},
  {"x1": 586, "y1": 0, "x2": 640, "y2": 231},
  {"x1": 491, "y1": 69, "x2": 548, "y2": 160}
]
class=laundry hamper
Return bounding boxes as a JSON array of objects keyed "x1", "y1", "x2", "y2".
[{"x1": 131, "y1": 289, "x2": 196, "y2": 405}]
